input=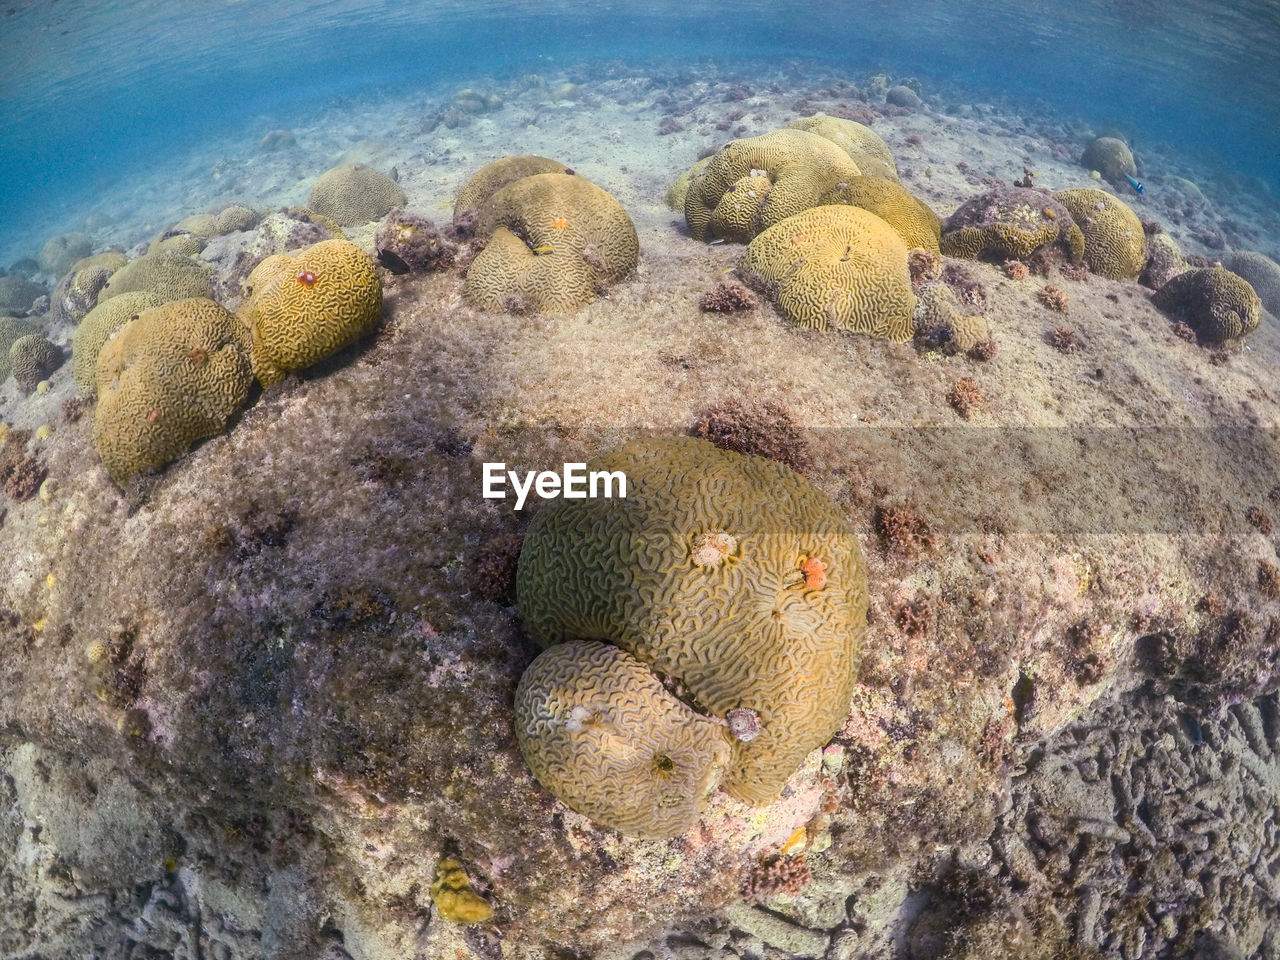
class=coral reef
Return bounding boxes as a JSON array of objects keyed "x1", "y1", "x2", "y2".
[
  {"x1": 0, "y1": 316, "x2": 39, "y2": 382},
  {"x1": 238, "y1": 238, "x2": 383, "y2": 386},
  {"x1": 307, "y1": 162, "x2": 406, "y2": 227},
  {"x1": 92, "y1": 297, "x2": 253, "y2": 483},
  {"x1": 941, "y1": 186, "x2": 1084, "y2": 264},
  {"x1": 98, "y1": 249, "x2": 214, "y2": 304},
  {"x1": 666, "y1": 156, "x2": 713, "y2": 211},
  {"x1": 516, "y1": 436, "x2": 867, "y2": 813},
  {"x1": 464, "y1": 170, "x2": 638, "y2": 313},
  {"x1": 886, "y1": 84, "x2": 922, "y2": 108},
  {"x1": 819, "y1": 175, "x2": 941, "y2": 253},
  {"x1": 699, "y1": 278, "x2": 758, "y2": 312},
  {"x1": 787, "y1": 113, "x2": 899, "y2": 180},
  {"x1": 1221, "y1": 250, "x2": 1280, "y2": 315},
  {"x1": 914, "y1": 282, "x2": 989, "y2": 354},
  {"x1": 739, "y1": 853, "x2": 812, "y2": 901},
  {"x1": 373, "y1": 209, "x2": 458, "y2": 273},
  {"x1": 429, "y1": 859, "x2": 494, "y2": 924},
  {"x1": 685, "y1": 129, "x2": 862, "y2": 242},
  {"x1": 38, "y1": 232, "x2": 92, "y2": 277},
  {"x1": 1079, "y1": 136, "x2": 1137, "y2": 186},
  {"x1": 1053, "y1": 188, "x2": 1146, "y2": 280},
  {"x1": 72, "y1": 290, "x2": 163, "y2": 393},
  {"x1": 7, "y1": 334, "x2": 63, "y2": 393},
  {"x1": 1048, "y1": 325, "x2": 1082, "y2": 353},
  {"x1": 1139, "y1": 231, "x2": 1187, "y2": 289},
  {"x1": 739, "y1": 204, "x2": 916, "y2": 341},
  {"x1": 1151, "y1": 266, "x2": 1262, "y2": 343},
  {"x1": 50, "y1": 251, "x2": 127, "y2": 324},
  {"x1": 453, "y1": 154, "x2": 569, "y2": 225},
  {"x1": 0, "y1": 274, "x2": 47, "y2": 315}
]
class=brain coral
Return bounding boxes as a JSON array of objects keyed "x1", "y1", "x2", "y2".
[
  {"x1": 915, "y1": 282, "x2": 989, "y2": 353},
  {"x1": 1080, "y1": 136, "x2": 1137, "y2": 185},
  {"x1": 38, "y1": 232, "x2": 92, "y2": 277},
  {"x1": 1151, "y1": 266, "x2": 1262, "y2": 342},
  {"x1": 1053, "y1": 188, "x2": 1146, "y2": 280},
  {"x1": 454, "y1": 155, "x2": 569, "y2": 225},
  {"x1": 8, "y1": 334, "x2": 63, "y2": 393},
  {"x1": 465, "y1": 172, "x2": 638, "y2": 313},
  {"x1": 666, "y1": 157, "x2": 713, "y2": 212},
  {"x1": 238, "y1": 238, "x2": 382, "y2": 386},
  {"x1": 93, "y1": 297, "x2": 252, "y2": 483},
  {"x1": 941, "y1": 186, "x2": 1085, "y2": 264},
  {"x1": 0, "y1": 275, "x2": 47, "y2": 315},
  {"x1": 0, "y1": 317, "x2": 39, "y2": 382},
  {"x1": 685, "y1": 129, "x2": 863, "y2": 242},
  {"x1": 308, "y1": 163, "x2": 407, "y2": 227},
  {"x1": 52, "y1": 253, "x2": 127, "y2": 325},
  {"x1": 787, "y1": 114, "x2": 899, "y2": 181},
  {"x1": 820, "y1": 175, "x2": 941, "y2": 253},
  {"x1": 73, "y1": 291, "x2": 163, "y2": 393},
  {"x1": 98, "y1": 251, "x2": 213, "y2": 305},
  {"x1": 516, "y1": 640, "x2": 731, "y2": 838},
  {"x1": 516, "y1": 436, "x2": 867, "y2": 830},
  {"x1": 739, "y1": 204, "x2": 917, "y2": 342},
  {"x1": 1221, "y1": 251, "x2": 1280, "y2": 316}
]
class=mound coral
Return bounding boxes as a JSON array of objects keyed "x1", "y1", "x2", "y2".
[
  {"x1": 685, "y1": 129, "x2": 862, "y2": 242},
  {"x1": 454, "y1": 155, "x2": 570, "y2": 225},
  {"x1": 666, "y1": 157, "x2": 712, "y2": 212},
  {"x1": 98, "y1": 250, "x2": 213, "y2": 305},
  {"x1": 51, "y1": 252, "x2": 127, "y2": 324},
  {"x1": 0, "y1": 275, "x2": 46, "y2": 315},
  {"x1": 173, "y1": 204, "x2": 259, "y2": 238},
  {"x1": 515, "y1": 436, "x2": 867, "y2": 837},
  {"x1": 1221, "y1": 250, "x2": 1280, "y2": 316},
  {"x1": 464, "y1": 171, "x2": 638, "y2": 314},
  {"x1": 1150, "y1": 266, "x2": 1261, "y2": 343},
  {"x1": 941, "y1": 187, "x2": 1084, "y2": 264},
  {"x1": 73, "y1": 291, "x2": 162, "y2": 393},
  {"x1": 8, "y1": 335, "x2": 63, "y2": 393},
  {"x1": 38, "y1": 232, "x2": 92, "y2": 277},
  {"x1": 886, "y1": 85, "x2": 923, "y2": 108},
  {"x1": 820, "y1": 175, "x2": 941, "y2": 253},
  {"x1": 238, "y1": 238, "x2": 383, "y2": 386},
  {"x1": 739, "y1": 204, "x2": 916, "y2": 342},
  {"x1": 92, "y1": 297, "x2": 253, "y2": 483},
  {"x1": 307, "y1": 162, "x2": 406, "y2": 227},
  {"x1": 1139, "y1": 233, "x2": 1187, "y2": 290},
  {"x1": 1080, "y1": 137, "x2": 1137, "y2": 186},
  {"x1": 787, "y1": 114, "x2": 899, "y2": 181},
  {"x1": 914, "y1": 283, "x2": 989, "y2": 353},
  {"x1": 1053, "y1": 188, "x2": 1146, "y2": 280},
  {"x1": 0, "y1": 317, "x2": 39, "y2": 382}
]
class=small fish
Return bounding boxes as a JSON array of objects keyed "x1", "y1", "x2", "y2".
[
  {"x1": 531, "y1": 244, "x2": 555, "y2": 255},
  {"x1": 1125, "y1": 173, "x2": 1145, "y2": 195},
  {"x1": 376, "y1": 248, "x2": 410, "y2": 274},
  {"x1": 390, "y1": 166, "x2": 400, "y2": 182}
]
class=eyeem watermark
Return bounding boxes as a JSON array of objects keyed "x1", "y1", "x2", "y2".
[{"x1": 482, "y1": 462, "x2": 627, "y2": 510}]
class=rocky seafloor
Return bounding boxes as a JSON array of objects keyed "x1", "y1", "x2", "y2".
[{"x1": 2, "y1": 62, "x2": 1280, "y2": 959}]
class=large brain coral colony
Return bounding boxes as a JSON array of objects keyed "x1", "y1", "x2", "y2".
[{"x1": 514, "y1": 436, "x2": 868, "y2": 837}]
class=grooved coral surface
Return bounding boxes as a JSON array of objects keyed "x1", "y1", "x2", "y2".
[
  {"x1": 820, "y1": 175, "x2": 941, "y2": 253},
  {"x1": 38, "y1": 232, "x2": 92, "y2": 277},
  {"x1": 307, "y1": 162, "x2": 406, "y2": 227},
  {"x1": 515, "y1": 639, "x2": 731, "y2": 838},
  {"x1": 465, "y1": 172, "x2": 638, "y2": 313},
  {"x1": 0, "y1": 275, "x2": 46, "y2": 315},
  {"x1": 454, "y1": 155, "x2": 569, "y2": 224},
  {"x1": 92, "y1": 297, "x2": 252, "y2": 483},
  {"x1": 1079, "y1": 136, "x2": 1137, "y2": 185},
  {"x1": 73, "y1": 290, "x2": 162, "y2": 393},
  {"x1": 941, "y1": 186, "x2": 1084, "y2": 263},
  {"x1": 787, "y1": 114, "x2": 899, "y2": 181},
  {"x1": 1053, "y1": 188, "x2": 1146, "y2": 280},
  {"x1": 8, "y1": 334, "x2": 62, "y2": 393},
  {"x1": 51, "y1": 253, "x2": 126, "y2": 325},
  {"x1": 98, "y1": 250, "x2": 214, "y2": 305},
  {"x1": 666, "y1": 157, "x2": 712, "y2": 211},
  {"x1": 516, "y1": 436, "x2": 867, "y2": 809},
  {"x1": 0, "y1": 317, "x2": 39, "y2": 382},
  {"x1": 685, "y1": 129, "x2": 862, "y2": 242},
  {"x1": 239, "y1": 238, "x2": 383, "y2": 386},
  {"x1": 1151, "y1": 266, "x2": 1262, "y2": 342},
  {"x1": 1221, "y1": 250, "x2": 1280, "y2": 316},
  {"x1": 739, "y1": 204, "x2": 917, "y2": 342}
]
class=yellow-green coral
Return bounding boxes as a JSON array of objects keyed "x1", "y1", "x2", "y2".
[
  {"x1": 915, "y1": 283, "x2": 989, "y2": 353},
  {"x1": 307, "y1": 163, "x2": 406, "y2": 227},
  {"x1": 38, "y1": 233, "x2": 92, "y2": 277},
  {"x1": 739, "y1": 204, "x2": 917, "y2": 342},
  {"x1": 820, "y1": 175, "x2": 940, "y2": 253},
  {"x1": 1080, "y1": 137, "x2": 1136, "y2": 186},
  {"x1": 73, "y1": 291, "x2": 162, "y2": 393},
  {"x1": 98, "y1": 250, "x2": 213, "y2": 305},
  {"x1": 516, "y1": 436, "x2": 867, "y2": 828},
  {"x1": 787, "y1": 114, "x2": 899, "y2": 181},
  {"x1": 238, "y1": 238, "x2": 382, "y2": 386},
  {"x1": 516, "y1": 640, "x2": 730, "y2": 838},
  {"x1": 1151, "y1": 266, "x2": 1261, "y2": 342},
  {"x1": 454, "y1": 155, "x2": 569, "y2": 223},
  {"x1": 1054, "y1": 188, "x2": 1146, "y2": 280},
  {"x1": 174, "y1": 204, "x2": 258, "y2": 238},
  {"x1": 685, "y1": 129, "x2": 862, "y2": 242},
  {"x1": 8, "y1": 335, "x2": 62, "y2": 393},
  {"x1": 941, "y1": 186, "x2": 1085, "y2": 263},
  {"x1": 666, "y1": 156, "x2": 712, "y2": 211},
  {"x1": 147, "y1": 233, "x2": 207, "y2": 257},
  {"x1": 0, "y1": 275, "x2": 47, "y2": 315},
  {"x1": 465, "y1": 172, "x2": 638, "y2": 314},
  {"x1": 0, "y1": 317, "x2": 39, "y2": 381},
  {"x1": 429, "y1": 859, "x2": 494, "y2": 924},
  {"x1": 92, "y1": 297, "x2": 252, "y2": 483}
]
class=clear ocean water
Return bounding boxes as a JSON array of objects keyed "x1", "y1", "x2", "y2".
[{"x1": 1, "y1": 0, "x2": 1278, "y2": 264}]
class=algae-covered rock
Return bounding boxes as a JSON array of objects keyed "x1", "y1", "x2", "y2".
[
  {"x1": 93, "y1": 297, "x2": 253, "y2": 483},
  {"x1": 1053, "y1": 188, "x2": 1146, "y2": 280},
  {"x1": 739, "y1": 204, "x2": 916, "y2": 342},
  {"x1": 685, "y1": 129, "x2": 863, "y2": 242},
  {"x1": 465, "y1": 171, "x2": 638, "y2": 314},
  {"x1": 72, "y1": 290, "x2": 162, "y2": 393},
  {"x1": 1151, "y1": 266, "x2": 1261, "y2": 342},
  {"x1": 914, "y1": 283, "x2": 989, "y2": 353},
  {"x1": 516, "y1": 436, "x2": 867, "y2": 818},
  {"x1": 820, "y1": 175, "x2": 940, "y2": 253},
  {"x1": 788, "y1": 114, "x2": 899, "y2": 181},
  {"x1": 239, "y1": 238, "x2": 383, "y2": 386},
  {"x1": 1138, "y1": 232, "x2": 1187, "y2": 290},
  {"x1": 308, "y1": 162, "x2": 407, "y2": 227},
  {"x1": 941, "y1": 186, "x2": 1084, "y2": 264}
]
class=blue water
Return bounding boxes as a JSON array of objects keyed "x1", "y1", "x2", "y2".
[{"x1": 2, "y1": 0, "x2": 1278, "y2": 263}]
